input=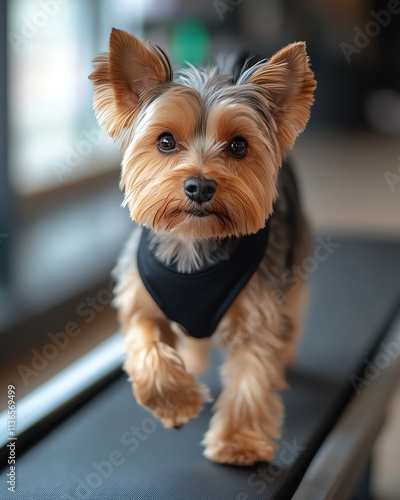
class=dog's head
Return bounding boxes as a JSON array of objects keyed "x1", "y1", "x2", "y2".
[{"x1": 90, "y1": 29, "x2": 316, "y2": 239}]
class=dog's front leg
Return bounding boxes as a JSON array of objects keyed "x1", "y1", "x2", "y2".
[
  {"x1": 203, "y1": 303, "x2": 287, "y2": 465},
  {"x1": 123, "y1": 313, "x2": 210, "y2": 428}
]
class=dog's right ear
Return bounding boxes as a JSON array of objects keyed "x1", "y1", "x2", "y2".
[{"x1": 89, "y1": 28, "x2": 172, "y2": 142}]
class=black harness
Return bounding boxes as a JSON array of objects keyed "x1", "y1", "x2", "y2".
[{"x1": 137, "y1": 224, "x2": 270, "y2": 339}]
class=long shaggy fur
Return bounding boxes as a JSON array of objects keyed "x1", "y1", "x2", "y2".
[{"x1": 90, "y1": 28, "x2": 316, "y2": 465}]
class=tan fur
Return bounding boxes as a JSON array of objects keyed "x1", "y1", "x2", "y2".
[
  {"x1": 177, "y1": 336, "x2": 211, "y2": 377},
  {"x1": 202, "y1": 217, "x2": 311, "y2": 464},
  {"x1": 90, "y1": 29, "x2": 316, "y2": 465},
  {"x1": 119, "y1": 98, "x2": 279, "y2": 238},
  {"x1": 246, "y1": 42, "x2": 316, "y2": 155},
  {"x1": 89, "y1": 28, "x2": 173, "y2": 150},
  {"x1": 116, "y1": 269, "x2": 211, "y2": 428}
]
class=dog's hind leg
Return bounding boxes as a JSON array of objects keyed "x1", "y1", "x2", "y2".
[{"x1": 177, "y1": 336, "x2": 211, "y2": 376}]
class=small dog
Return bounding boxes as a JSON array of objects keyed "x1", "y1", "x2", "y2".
[{"x1": 90, "y1": 28, "x2": 316, "y2": 465}]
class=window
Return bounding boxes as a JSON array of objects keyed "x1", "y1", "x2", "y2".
[
  {"x1": 1, "y1": 1, "x2": 154, "y2": 352},
  {"x1": 7, "y1": 0, "x2": 145, "y2": 194}
]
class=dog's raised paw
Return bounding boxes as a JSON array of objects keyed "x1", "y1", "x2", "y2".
[
  {"x1": 154, "y1": 383, "x2": 210, "y2": 428},
  {"x1": 135, "y1": 376, "x2": 211, "y2": 429}
]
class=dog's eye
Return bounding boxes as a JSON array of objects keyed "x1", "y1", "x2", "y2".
[
  {"x1": 157, "y1": 133, "x2": 177, "y2": 153},
  {"x1": 228, "y1": 137, "x2": 248, "y2": 158}
]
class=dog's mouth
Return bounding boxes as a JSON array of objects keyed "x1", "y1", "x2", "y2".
[
  {"x1": 186, "y1": 209, "x2": 214, "y2": 218},
  {"x1": 185, "y1": 209, "x2": 234, "y2": 227},
  {"x1": 176, "y1": 208, "x2": 235, "y2": 234}
]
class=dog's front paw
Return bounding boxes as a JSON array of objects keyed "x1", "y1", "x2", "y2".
[
  {"x1": 151, "y1": 380, "x2": 210, "y2": 428},
  {"x1": 203, "y1": 429, "x2": 276, "y2": 466},
  {"x1": 127, "y1": 341, "x2": 211, "y2": 428},
  {"x1": 133, "y1": 369, "x2": 211, "y2": 429}
]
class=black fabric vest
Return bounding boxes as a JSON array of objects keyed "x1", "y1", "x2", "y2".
[{"x1": 137, "y1": 225, "x2": 270, "y2": 339}]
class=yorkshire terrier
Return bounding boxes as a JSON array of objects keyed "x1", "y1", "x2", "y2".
[{"x1": 90, "y1": 28, "x2": 316, "y2": 466}]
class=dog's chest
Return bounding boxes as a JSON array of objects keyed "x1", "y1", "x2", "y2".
[{"x1": 137, "y1": 226, "x2": 270, "y2": 338}]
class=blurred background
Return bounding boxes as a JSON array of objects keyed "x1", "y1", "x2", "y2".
[{"x1": 1, "y1": 1, "x2": 400, "y2": 497}]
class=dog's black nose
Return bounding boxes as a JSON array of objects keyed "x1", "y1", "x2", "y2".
[{"x1": 184, "y1": 177, "x2": 217, "y2": 204}]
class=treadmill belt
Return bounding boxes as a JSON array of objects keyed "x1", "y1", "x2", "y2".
[{"x1": 2, "y1": 236, "x2": 400, "y2": 500}]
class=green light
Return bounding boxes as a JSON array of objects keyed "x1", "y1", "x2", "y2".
[{"x1": 172, "y1": 20, "x2": 210, "y2": 66}]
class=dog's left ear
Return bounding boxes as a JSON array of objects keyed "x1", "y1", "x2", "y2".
[
  {"x1": 241, "y1": 42, "x2": 316, "y2": 154},
  {"x1": 89, "y1": 28, "x2": 172, "y2": 142}
]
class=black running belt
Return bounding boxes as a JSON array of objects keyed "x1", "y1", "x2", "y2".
[{"x1": 137, "y1": 224, "x2": 270, "y2": 338}]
